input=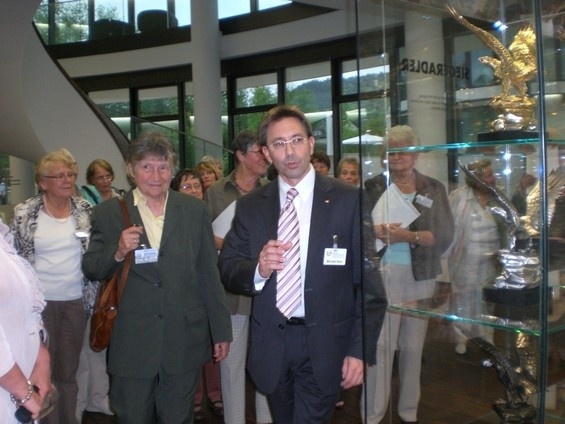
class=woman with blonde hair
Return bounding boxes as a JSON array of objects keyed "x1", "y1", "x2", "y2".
[
  {"x1": 195, "y1": 161, "x2": 221, "y2": 193},
  {"x1": 11, "y1": 148, "x2": 95, "y2": 424}
]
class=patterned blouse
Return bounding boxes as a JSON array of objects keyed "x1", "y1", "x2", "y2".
[{"x1": 11, "y1": 194, "x2": 99, "y2": 314}]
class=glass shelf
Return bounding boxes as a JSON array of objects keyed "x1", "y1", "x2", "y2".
[
  {"x1": 388, "y1": 286, "x2": 565, "y2": 336},
  {"x1": 387, "y1": 138, "x2": 565, "y2": 154}
]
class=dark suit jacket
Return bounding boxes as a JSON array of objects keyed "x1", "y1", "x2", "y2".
[
  {"x1": 83, "y1": 190, "x2": 232, "y2": 378},
  {"x1": 219, "y1": 174, "x2": 364, "y2": 395}
]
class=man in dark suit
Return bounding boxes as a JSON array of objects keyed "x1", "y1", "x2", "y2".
[{"x1": 219, "y1": 105, "x2": 370, "y2": 423}]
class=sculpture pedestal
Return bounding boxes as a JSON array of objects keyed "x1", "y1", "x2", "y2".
[
  {"x1": 483, "y1": 286, "x2": 540, "y2": 307},
  {"x1": 493, "y1": 400, "x2": 536, "y2": 423},
  {"x1": 478, "y1": 130, "x2": 538, "y2": 142},
  {"x1": 483, "y1": 286, "x2": 551, "y2": 321}
]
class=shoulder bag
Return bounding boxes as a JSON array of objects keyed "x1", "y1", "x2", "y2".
[{"x1": 89, "y1": 197, "x2": 132, "y2": 352}]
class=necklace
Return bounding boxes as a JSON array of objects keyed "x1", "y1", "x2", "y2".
[
  {"x1": 392, "y1": 173, "x2": 415, "y2": 186},
  {"x1": 43, "y1": 197, "x2": 71, "y2": 223},
  {"x1": 233, "y1": 172, "x2": 256, "y2": 194}
]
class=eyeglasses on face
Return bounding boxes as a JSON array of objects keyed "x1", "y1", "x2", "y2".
[
  {"x1": 180, "y1": 183, "x2": 202, "y2": 190},
  {"x1": 95, "y1": 175, "x2": 113, "y2": 182},
  {"x1": 246, "y1": 149, "x2": 264, "y2": 156},
  {"x1": 44, "y1": 172, "x2": 78, "y2": 181},
  {"x1": 268, "y1": 136, "x2": 307, "y2": 151}
]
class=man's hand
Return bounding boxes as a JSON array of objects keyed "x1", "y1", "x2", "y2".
[
  {"x1": 257, "y1": 239, "x2": 293, "y2": 279},
  {"x1": 341, "y1": 356, "x2": 364, "y2": 389}
]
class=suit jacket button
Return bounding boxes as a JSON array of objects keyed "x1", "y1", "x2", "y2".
[
  {"x1": 157, "y1": 314, "x2": 164, "y2": 319},
  {"x1": 278, "y1": 324, "x2": 284, "y2": 329}
]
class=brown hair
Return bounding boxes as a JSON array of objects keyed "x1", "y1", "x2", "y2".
[
  {"x1": 258, "y1": 105, "x2": 312, "y2": 147},
  {"x1": 85, "y1": 159, "x2": 114, "y2": 185}
]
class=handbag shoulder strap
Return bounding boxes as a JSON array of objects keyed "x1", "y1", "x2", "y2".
[{"x1": 116, "y1": 197, "x2": 132, "y2": 302}]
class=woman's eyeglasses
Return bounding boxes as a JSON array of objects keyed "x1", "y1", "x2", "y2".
[
  {"x1": 43, "y1": 172, "x2": 77, "y2": 181},
  {"x1": 181, "y1": 183, "x2": 202, "y2": 190}
]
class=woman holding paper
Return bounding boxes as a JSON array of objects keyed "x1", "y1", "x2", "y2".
[
  {"x1": 362, "y1": 125, "x2": 454, "y2": 424},
  {"x1": 204, "y1": 130, "x2": 272, "y2": 424}
]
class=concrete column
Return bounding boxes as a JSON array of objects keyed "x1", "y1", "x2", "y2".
[
  {"x1": 190, "y1": 0, "x2": 223, "y2": 161},
  {"x1": 404, "y1": 12, "x2": 447, "y2": 185}
]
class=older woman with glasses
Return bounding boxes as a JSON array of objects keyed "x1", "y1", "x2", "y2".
[
  {"x1": 11, "y1": 148, "x2": 95, "y2": 424},
  {"x1": 80, "y1": 159, "x2": 122, "y2": 205},
  {"x1": 171, "y1": 168, "x2": 204, "y2": 200}
]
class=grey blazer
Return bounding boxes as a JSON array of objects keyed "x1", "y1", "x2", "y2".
[{"x1": 83, "y1": 190, "x2": 232, "y2": 378}]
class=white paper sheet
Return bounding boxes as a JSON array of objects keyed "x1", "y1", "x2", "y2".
[
  {"x1": 371, "y1": 183, "x2": 421, "y2": 251},
  {"x1": 212, "y1": 200, "x2": 236, "y2": 238}
]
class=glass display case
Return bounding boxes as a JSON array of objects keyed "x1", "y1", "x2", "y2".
[{"x1": 357, "y1": 1, "x2": 565, "y2": 423}]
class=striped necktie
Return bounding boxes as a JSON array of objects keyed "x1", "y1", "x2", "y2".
[{"x1": 276, "y1": 188, "x2": 301, "y2": 318}]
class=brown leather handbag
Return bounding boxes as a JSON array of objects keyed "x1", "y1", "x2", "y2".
[{"x1": 89, "y1": 197, "x2": 132, "y2": 352}]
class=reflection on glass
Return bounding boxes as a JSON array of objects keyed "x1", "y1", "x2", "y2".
[
  {"x1": 341, "y1": 55, "x2": 389, "y2": 95},
  {"x1": 340, "y1": 100, "x2": 387, "y2": 182}
]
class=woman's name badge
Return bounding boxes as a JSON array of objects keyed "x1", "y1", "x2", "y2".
[
  {"x1": 135, "y1": 246, "x2": 159, "y2": 264},
  {"x1": 323, "y1": 248, "x2": 347, "y2": 266},
  {"x1": 415, "y1": 194, "x2": 433, "y2": 208}
]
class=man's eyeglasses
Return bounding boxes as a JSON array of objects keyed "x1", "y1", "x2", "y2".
[
  {"x1": 246, "y1": 149, "x2": 264, "y2": 156},
  {"x1": 44, "y1": 172, "x2": 78, "y2": 181},
  {"x1": 181, "y1": 183, "x2": 202, "y2": 190},
  {"x1": 268, "y1": 136, "x2": 306, "y2": 151}
]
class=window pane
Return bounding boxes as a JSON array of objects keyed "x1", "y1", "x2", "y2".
[
  {"x1": 174, "y1": 0, "x2": 190, "y2": 26},
  {"x1": 0, "y1": 155, "x2": 10, "y2": 205},
  {"x1": 286, "y1": 62, "x2": 331, "y2": 112},
  {"x1": 138, "y1": 86, "x2": 178, "y2": 117},
  {"x1": 234, "y1": 113, "x2": 266, "y2": 135},
  {"x1": 306, "y1": 111, "x2": 334, "y2": 172},
  {"x1": 89, "y1": 89, "x2": 131, "y2": 137},
  {"x1": 342, "y1": 55, "x2": 389, "y2": 96},
  {"x1": 46, "y1": 0, "x2": 89, "y2": 44},
  {"x1": 259, "y1": 0, "x2": 292, "y2": 11},
  {"x1": 235, "y1": 74, "x2": 278, "y2": 108},
  {"x1": 95, "y1": 0, "x2": 128, "y2": 21},
  {"x1": 218, "y1": 0, "x2": 250, "y2": 19},
  {"x1": 135, "y1": 120, "x2": 181, "y2": 158}
]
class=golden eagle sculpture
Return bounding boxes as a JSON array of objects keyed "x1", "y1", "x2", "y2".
[{"x1": 447, "y1": 5, "x2": 537, "y2": 131}]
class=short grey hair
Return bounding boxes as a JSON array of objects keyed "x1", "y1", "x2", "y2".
[
  {"x1": 385, "y1": 125, "x2": 420, "y2": 147},
  {"x1": 127, "y1": 131, "x2": 178, "y2": 171}
]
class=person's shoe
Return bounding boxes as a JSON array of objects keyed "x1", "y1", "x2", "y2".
[
  {"x1": 400, "y1": 421, "x2": 419, "y2": 424},
  {"x1": 455, "y1": 341, "x2": 467, "y2": 355},
  {"x1": 194, "y1": 404, "x2": 205, "y2": 421},
  {"x1": 209, "y1": 400, "x2": 224, "y2": 417}
]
